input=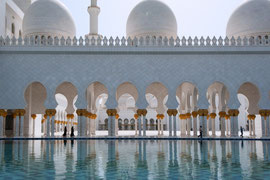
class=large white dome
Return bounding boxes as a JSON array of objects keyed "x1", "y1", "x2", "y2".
[
  {"x1": 226, "y1": 0, "x2": 270, "y2": 38},
  {"x1": 22, "y1": 0, "x2": 76, "y2": 38},
  {"x1": 126, "y1": 0, "x2": 178, "y2": 39}
]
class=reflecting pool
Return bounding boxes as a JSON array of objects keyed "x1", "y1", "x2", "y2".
[{"x1": 0, "y1": 140, "x2": 270, "y2": 179}]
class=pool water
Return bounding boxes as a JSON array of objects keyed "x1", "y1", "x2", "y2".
[{"x1": 0, "y1": 140, "x2": 270, "y2": 179}]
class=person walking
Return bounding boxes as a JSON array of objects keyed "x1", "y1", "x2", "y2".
[{"x1": 240, "y1": 126, "x2": 244, "y2": 138}]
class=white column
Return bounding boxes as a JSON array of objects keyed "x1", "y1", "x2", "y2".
[
  {"x1": 3, "y1": 116, "x2": 6, "y2": 137},
  {"x1": 157, "y1": 118, "x2": 160, "y2": 135},
  {"x1": 15, "y1": 116, "x2": 19, "y2": 137},
  {"x1": 206, "y1": 116, "x2": 210, "y2": 137},
  {"x1": 220, "y1": 117, "x2": 226, "y2": 137},
  {"x1": 143, "y1": 115, "x2": 146, "y2": 136},
  {"x1": 210, "y1": 113, "x2": 216, "y2": 137},
  {"x1": 192, "y1": 112, "x2": 198, "y2": 137},
  {"x1": 88, "y1": 117, "x2": 91, "y2": 136},
  {"x1": 220, "y1": 113, "x2": 226, "y2": 137},
  {"x1": 88, "y1": 0, "x2": 100, "y2": 35},
  {"x1": 229, "y1": 110, "x2": 239, "y2": 137},
  {"x1": 43, "y1": 116, "x2": 46, "y2": 136},
  {"x1": 77, "y1": 114, "x2": 81, "y2": 136},
  {"x1": 115, "y1": 117, "x2": 118, "y2": 136},
  {"x1": 180, "y1": 116, "x2": 186, "y2": 137},
  {"x1": 186, "y1": 116, "x2": 191, "y2": 136},
  {"x1": 267, "y1": 115, "x2": 270, "y2": 137},
  {"x1": 230, "y1": 117, "x2": 234, "y2": 137},
  {"x1": 168, "y1": 115, "x2": 172, "y2": 136},
  {"x1": 161, "y1": 118, "x2": 164, "y2": 135},
  {"x1": 108, "y1": 116, "x2": 111, "y2": 136},
  {"x1": 226, "y1": 117, "x2": 229, "y2": 136},
  {"x1": 135, "y1": 117, "x2": 138, "y2": 136},
  {"x1": 199, "y1": 110, "x2": 208, "y2": 137},
  {"x1": 252, "y1": 119, "x2": 256, "y2": 137},
  {"x1": 173, "y1": 115, "x2": 177, "y2": 136},
  {"x1": 138, "y1": 116, "x2": 142, "y2": 136},
  {"x1": 46, "y1": 116, "x2": 50, "y2": 137},
  {"x1": 20, "y1": 115, "x2": 24, "y2": 137},
  {"x1": 111, "y1": 116, "x2": 115, "y2": 136},
  {"x1": 249, "y1": 118, "x2": 252, "y2": 136},
  {"x1": 51, "y1": 116, "x2": 55, "y2": 137},
  {"x1": 32, "y1": 115, "x2": 36, "y2": 137},
  {"x1": 261, "y1": 115, "x2": 266, "y2": 137},
  {"x1": 0, "y1": 115, "x2": 3, "y2": 137},
  {"x1": 83, "y1": 116, "x2": 87, "y2": 136}
]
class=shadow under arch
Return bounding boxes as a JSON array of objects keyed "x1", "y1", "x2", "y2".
[
  {"x1": 207, "y1": 81, "x2": 229, "y2": 113},
  {"x1": 238, "y1": 82, "x2": 260, "y2": 115},
  {"x1": 146, "y1": 82, "x2": 168, "y2": 114},
  {"x1": 24, "y1": 81, "x2": 47, "y2": 137},
  {"x1": 176, "y1": 82, "x2": 198, "y2": 114}
]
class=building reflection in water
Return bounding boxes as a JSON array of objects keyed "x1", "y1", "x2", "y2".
[
  {"x1": 0, "y1": 140, "x2": 270, "y2": 179},
  {"x1": 105, "y1": 140, "x2": 118, "y2": 179},
  {"x1": 168, "y1": 141, "x2": 179, "y2": 179},
  {"x1": 135, "y1": 140, "x2": 148, "y2": 179}
]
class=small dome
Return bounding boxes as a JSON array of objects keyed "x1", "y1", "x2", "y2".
[
  {"x1": 22, "y1": 0, "x2": 76, "y2": 38},
  {"x1": 126, "y1": 0, "x2": 178, "y2": 39},
  {"x1": 226, "y1": 0, "x2": 270, "y2": 38}
]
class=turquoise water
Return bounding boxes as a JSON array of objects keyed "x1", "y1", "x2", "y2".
[{"x1": 0, "y1": 140, "x2": 270, "y2": 179}]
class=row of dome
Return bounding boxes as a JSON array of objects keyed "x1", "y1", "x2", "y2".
[{"x1": 22, "y1": 0, "x2": 270, "y2": 38}]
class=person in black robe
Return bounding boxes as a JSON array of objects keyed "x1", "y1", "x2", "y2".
[
  {"x1": 63, "y1": 126, "x2": 67, "y2": 137},
  {"x1": 70, "y1": 126, "x2": 75, "y2": 137}
]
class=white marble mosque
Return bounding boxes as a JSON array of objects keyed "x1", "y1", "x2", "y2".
[{"x1": 1, "y1": 0, "x2": 270, "y2": 138}]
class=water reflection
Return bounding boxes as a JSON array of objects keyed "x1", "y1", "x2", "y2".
[{"x1": 0, "y1": 140, "x2": 270, "y2": 179}]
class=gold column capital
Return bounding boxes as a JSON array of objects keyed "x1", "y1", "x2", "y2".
[
  {"x1": 67, "y1": 114, "x2": 74, "y2": 119},
  {"x1": 45, "y1": 109, "x2": 56, "y2": 117},
  {"x1": 186, "y1": 113, "x2": 191, "y2": 119},
  {"x1": 76, "y1": 109, "x2": 87, "y2": 116},
  {"x1": 91, "y1": 114, "x2": 97, "y2": 119},
  {"x1": 228, "y1": 109, "x2": 239, "y2": 116},
  {"x1": 179, "y1": 114, "x2": 186, "y2": 120},
  {"x1": 192, "y1": 111, "x2": 198, "y2": 118},
  {"x1": 210, "y1": 113, "x2": 217, "y2": 119},
  {"x1": 134, "y1": 114, "x2": 139, "y2": 119},
  {"x1": 219, "y1": 111, "x2": 226, "y2": 118},
  {"x1": 248, "y1": 114, "x2": 256, "y2": 120},
  {"x1": 137, "y1": 109, "x2": 147, "y2": 116},
  {"x1": 107, "y1": 109, "x2": 117, "y2": 116},
  {"x1": 157, "y1": 114, "x2": 165, "y2": 120},
  {"x1": 15, "y1": 109, "x2": 26, "y2": 116},
  {"x1": 0, "y1": 109, "x2": 7, "y2": 117},
  {"x1": 31, "y1": 114, "x2": 37, "y2": 120},
  {"x1": 167, "y1": 109, "x2": 177, "y2": 116},
  {"x1": 198, "y1": 109, "x2": 208, "y2": 116},
  {"x1": 259, "y1": 109, "x2": 269, "y2": 117}
]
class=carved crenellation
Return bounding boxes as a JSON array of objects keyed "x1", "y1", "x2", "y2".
[{"x1": 0, "y1": 35, "x2": 270, "y2": 47}]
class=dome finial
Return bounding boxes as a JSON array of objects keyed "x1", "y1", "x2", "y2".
[{"x1": 91, "y1": 0, "x2": 97, "y2": 6}]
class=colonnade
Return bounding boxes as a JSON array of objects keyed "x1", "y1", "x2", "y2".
[{"x1": 1, "y1": 109, "x2": 270, "y2": 138}]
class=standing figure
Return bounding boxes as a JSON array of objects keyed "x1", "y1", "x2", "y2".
[
  {"x1": 70, "y1": 126, "x2": 75, "y2": 137},
  {"x1": 63, "y1": 126, "x2": 67, "y2": 137},
  {"x1": 240, "y1": 126, "x2": 243, "y2": 138}
]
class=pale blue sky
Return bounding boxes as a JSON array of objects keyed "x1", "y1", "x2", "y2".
[{"x1": 61, "y1": 0, "x2": 245, "y2": 38}]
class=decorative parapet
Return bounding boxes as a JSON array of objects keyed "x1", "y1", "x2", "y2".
[{"x1": 0, "y1": 35, "x2": 269, "y2": 47}]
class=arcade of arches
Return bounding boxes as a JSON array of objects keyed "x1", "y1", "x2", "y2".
[{"x1": 0, "y1": 81, "x2": 269, "y2": 138}]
